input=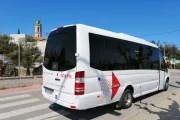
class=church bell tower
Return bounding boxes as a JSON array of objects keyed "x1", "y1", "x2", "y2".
[{"x1": 35, "y1": 20, "x2": 42, "y2": 37}]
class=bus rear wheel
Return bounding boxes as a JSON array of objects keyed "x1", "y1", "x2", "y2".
[
  {"x1": 164, "y1": 79, "x2": 169, "y2": 91},
  {"x1": 121, "y1": 89, "x2": 133, "y2": 109}
]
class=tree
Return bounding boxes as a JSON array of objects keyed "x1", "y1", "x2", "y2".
[
  {"x1": 150, "y1": 40, "x2": 180, "y2": 60},
  {"x1": 0, "y1": 34, "x2": 18, "y2": 64},
  {"x1": 19, "y1": 36, "x2": 42, "y2": 76},
  {"x1": 36, "y1": 56, "x2": 44, "y2": 63},
  {"x1": 0, "y1": 34, "x2": 14, "y2": 54},
  {"x1": 18, "y1": 29, "x2": 20, "y2": 34},
  {"x1": 0, "y1": 59, "x2": 2, "y2": 76},
  {"x1": 151, "y1": 40, "x2": 160, "y2": 46},
  {"x1": 0, "y1": 34, "x2": 20, "y2": 76}
]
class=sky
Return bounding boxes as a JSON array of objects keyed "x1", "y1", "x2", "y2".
[{"x1": 0, "y1": 0, "x2": 180, "y2": 47}]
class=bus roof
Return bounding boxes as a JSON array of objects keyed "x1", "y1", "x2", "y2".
[
  {"x1": 118, "y1": 33, "x2": 157, "y2": 48},
  {"x1": 51, "y1": 24, "x2": 158, "y2": 48}
]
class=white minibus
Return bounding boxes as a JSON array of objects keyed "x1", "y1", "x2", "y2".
[{"x1": 42, "y1": 24, "x2": 169, "y2": 110}]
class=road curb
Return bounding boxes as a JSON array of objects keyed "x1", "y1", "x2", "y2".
[
  {"x1": 0, "y1": 77, "x2": 42, "y2": 89},
  {"x1": 0, "y1": 85, "x2": 42, "y2": 97}
]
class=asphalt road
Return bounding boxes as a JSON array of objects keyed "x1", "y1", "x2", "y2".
[{"x1": 0, "y1": 70, "x2": 179, "y2": 120}]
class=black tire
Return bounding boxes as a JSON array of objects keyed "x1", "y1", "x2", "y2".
[
  {"x1": 164, "y1": 79, "x2": 169, "y2": 91},
  {"x1": 121, "y1": 89, "x2": 133, "y2": 109}
]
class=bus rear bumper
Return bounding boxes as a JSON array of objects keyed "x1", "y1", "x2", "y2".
[
  {"x1": 42, "y1": 93, "x2": 78, "y2": 109},
  {"x1": 42, "y1": 89, "x2": 124, "y2": 110}
]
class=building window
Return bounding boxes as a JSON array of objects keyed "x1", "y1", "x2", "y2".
[{"x1": 38, "y1": 27, "x2": 40, "y2": 32}]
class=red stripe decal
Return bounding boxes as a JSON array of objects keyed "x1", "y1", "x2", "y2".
[{"x1": 111, "y1": 72, "x2": 120, "y2": 100}]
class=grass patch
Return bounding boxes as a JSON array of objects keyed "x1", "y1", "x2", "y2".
[
  {"x1": 0, "y1": 87, "x2": 7, "y2": 90},
  {"x1": 20, "y1": 69, "x2": 33, "y2": 76},
  {"x1": 21, "y1": 85, "x2": 27, "y2": 87}
]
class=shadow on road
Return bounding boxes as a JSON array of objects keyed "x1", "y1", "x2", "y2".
[
  {"x1": 176, "y1": 81, "x2": 180, "y2": 85},
  {"x1": 47, "y1": 91, "x2": 167, "y2": 120},
  {"x1": 134, "y1": 98, "x2": 180, "y2": 120},
  {"x1": 169, "y1": 81, "x2": 180, "y2": 88},
  {"x1": 169, "y1": 84, "x2": 180, "y2": 88},
  {"x1": 49, "y1": 103, "x2": 121, "y2": 120},
  {"x1": 46, "y1": 82, "x2": 180, "y2": 120}
]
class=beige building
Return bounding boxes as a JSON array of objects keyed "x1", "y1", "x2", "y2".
[
  {"x1": 10, "y1": 34, "x2": 29, "y2": 43},
  {"x1": 10, "y1": 20, "x2": 47, "y2": 56}
]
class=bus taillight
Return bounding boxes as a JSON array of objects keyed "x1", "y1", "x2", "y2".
[{"x1": 75, "y1": 71, "x2": 85, "y2": 95}]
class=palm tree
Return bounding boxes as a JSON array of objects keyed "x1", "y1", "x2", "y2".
[{"x1": 20, "y1": 36, "x2": 42, "y2": 76}]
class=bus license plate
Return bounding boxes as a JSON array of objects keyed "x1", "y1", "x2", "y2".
[{"x1": 45, "y1": 88, "x2": 53, "y2": 95}]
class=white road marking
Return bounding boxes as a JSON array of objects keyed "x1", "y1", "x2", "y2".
[
  {"x1": 0, "y1": 94, "x2": 31, "y2": 102},
  {"x1": 0, "y1": 103, "x2": 49, "y2": 120},
  {"x1": 0, "y1": 89, "x2": 41, "y2": 97},
  {"x1": 26, "y1": 110, "x2": 70, "y2": 120},
  {"x1": 0, "y1": 98, "x2": 40, "y2": 109}
]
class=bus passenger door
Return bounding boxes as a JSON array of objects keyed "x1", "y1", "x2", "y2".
[{"x1": 159, "y1": 52, "x2": 165, "y2": 90}]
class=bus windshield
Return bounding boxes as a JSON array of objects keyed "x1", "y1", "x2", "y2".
[{"x1": 43, "y1": 26, "x2": 76, "y2": 71}]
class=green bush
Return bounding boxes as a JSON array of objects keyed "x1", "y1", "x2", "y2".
[
  {"x1": 1, "y1": 63, "x2": 18, "y2": 77},
  {"x1": 176, "y1": 63, "x2": 180, "y2": 69}
]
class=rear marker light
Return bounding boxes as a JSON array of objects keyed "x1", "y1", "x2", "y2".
[
  {"x1": 75, "y1": 71, "x2": 85, "y2": 95},
  {"x1": 75, "y1": 71, "x2": 84, "y2": 78},
  {"x1": 70, "y1": 105, "x2": 76, "y2": 109}
]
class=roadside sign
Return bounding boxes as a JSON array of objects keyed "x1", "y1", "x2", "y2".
[{"x1": 171, "y1": 58, "x2": 176, "y2": 64}]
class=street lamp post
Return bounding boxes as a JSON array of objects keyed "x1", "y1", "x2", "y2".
[{"x1": 18, "y1": 43, "x2": 20, "y2": 77}]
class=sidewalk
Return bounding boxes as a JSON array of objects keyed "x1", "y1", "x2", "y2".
[
  {"x1": 0, "y1": 85, "x2": 41, "y2": 96},
  {"x1": 128, "y1": 89, "x2": 180, "y2": 120}
]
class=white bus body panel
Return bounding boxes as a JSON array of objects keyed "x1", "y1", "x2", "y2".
[{"x1": 43, "y1": 67, "x2": 76, "y2": 104}]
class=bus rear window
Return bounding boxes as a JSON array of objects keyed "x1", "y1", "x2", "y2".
[{"x1": 43, "y1": 26, "x2": 76, "y2": 71}]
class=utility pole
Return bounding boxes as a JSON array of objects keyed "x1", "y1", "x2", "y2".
[
  {"x1": 2, "y1": 54, "x2": 4, "y2": 66},
  {"x1": 18, "y1": 43, "x2": 20, "y2": 77}
]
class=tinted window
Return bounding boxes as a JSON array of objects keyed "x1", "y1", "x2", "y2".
[
  {"x1": 89, "y1": 33, "x2": 138, "y2": 70},
  {"x1": 89, "y1": 33, "x2": 159, "y2": 71},
  {"x1": 140, "y1": 45, "x2": 150, "y2": 69},
  {"x1": 159, "y1": 51, "x2": 166, "y2": 71},
  {"x1": 149, "y1": 47, "x2": 159, "y2": 70},
  {"x1": 43, "y1": 26, "x2": 76, "y2": 71},
  {"x1": 89, "y1": 34, "x2": 107, "y2": 70},
  {"x1": 135, "y1": 45, "x2": 159, "y2": 70},
  {"x1": 106, "y1": 38, "x2": 138, "y2": 70},
  {"x1": 135, "y1": 44, "x2": 146, "y2": 69}
]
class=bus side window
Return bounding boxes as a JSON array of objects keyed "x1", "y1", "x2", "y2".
[{"x1": 159, "y1": 51, "x2": 166, "y2": 71}]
